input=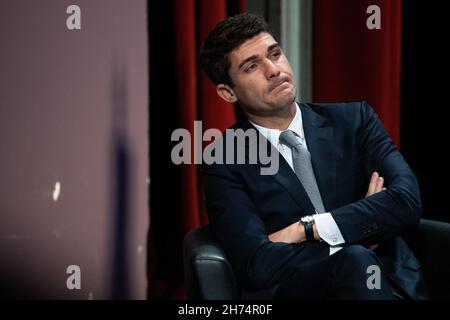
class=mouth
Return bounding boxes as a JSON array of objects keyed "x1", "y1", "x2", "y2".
[{"x1": 269, "y1": 77, "x2": 290, "y2": 93}]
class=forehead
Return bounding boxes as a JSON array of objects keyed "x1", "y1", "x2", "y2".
[{"x1": 229, "y1": 33, "x2": 277, "y2": 65}]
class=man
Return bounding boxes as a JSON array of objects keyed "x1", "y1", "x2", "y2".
[{"x1": 199, "y1": 13, "x2": 428, "y2": 299}]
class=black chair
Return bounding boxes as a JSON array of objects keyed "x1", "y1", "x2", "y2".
[{"x1": 183, "y1": 219, "x2": 450, "y2": 299}]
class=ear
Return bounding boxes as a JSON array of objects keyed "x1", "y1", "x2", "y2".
[{"x1": 216, "y1": 84, "x2": 238, "y2": 103}]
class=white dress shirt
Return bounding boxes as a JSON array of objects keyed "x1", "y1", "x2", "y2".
[{"x1": 250, "y1": 103, "x2": 345, "y2": 255}]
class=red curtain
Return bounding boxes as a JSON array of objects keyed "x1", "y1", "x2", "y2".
[
  {"x1": 174, "y1": 0, "x2": 239, "y2": 235},
  {"x1": 148, "y1": 0, "x2": 244, "y2": 299},
  {"x1": 313, "y1": 0, "x2": 402, "y2": 145},
  {"x1": 174, "y1": 0, "x2": 202, "y2": 236}
]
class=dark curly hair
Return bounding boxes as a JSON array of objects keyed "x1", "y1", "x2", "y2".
[{"x1": 199, "y1": 13, "x2": 276, "y2": 87}]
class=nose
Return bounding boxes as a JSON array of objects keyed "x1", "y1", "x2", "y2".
[{"x1": 264, "y1": 58, "x2": 281, "y2": 79}]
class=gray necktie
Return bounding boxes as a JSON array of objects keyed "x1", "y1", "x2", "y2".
[{"x1": 279, "y1": 130, "x2": 326, "y2": 213}]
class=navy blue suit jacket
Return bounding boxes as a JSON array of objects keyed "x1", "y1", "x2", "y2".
[{"x1": 202, "y1": 102, "x2": 428, "y2": 299}]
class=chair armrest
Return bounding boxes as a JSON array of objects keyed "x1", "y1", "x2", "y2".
[
  {"x1": 183, "y1": 225, "x2": 239, "y2": 299},
  {"x1": 409, "y1": 218, "x2": 450, "y2": 299}
]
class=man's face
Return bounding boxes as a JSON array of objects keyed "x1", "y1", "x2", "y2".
[{"x1": 226, "y1": 32, "x2": 297, "y2": 116}]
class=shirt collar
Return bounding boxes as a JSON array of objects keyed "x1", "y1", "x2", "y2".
[{"x1": 250, "y1": 103, "x2": 305, "y2": 146}]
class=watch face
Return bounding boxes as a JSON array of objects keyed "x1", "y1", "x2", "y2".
[{"x1": 301, "y1": 215, "x2": 314, "y2": 223}]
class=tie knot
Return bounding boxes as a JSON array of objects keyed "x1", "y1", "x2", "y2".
[{"x1": 279, "y1": 130, "x2": 302, "y2": 149}]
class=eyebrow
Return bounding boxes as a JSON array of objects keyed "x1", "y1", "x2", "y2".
[{"x1": 238, "y1": 43, "x2": 281, "y2": 70}]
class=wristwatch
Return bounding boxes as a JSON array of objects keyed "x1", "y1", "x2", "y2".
[{"x1": 300, "y1": 215, "x2": 315, "y2": 242}]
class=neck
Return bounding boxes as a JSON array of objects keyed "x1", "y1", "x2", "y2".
[{"x1": 247, "y1": 102, "x2": 296, "y2": 130}]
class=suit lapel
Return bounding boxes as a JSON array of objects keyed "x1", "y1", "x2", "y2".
[
  {"x1": 240, "y1": 119, "x2": 316, "y2": 214},
  {"x1": 271, "y1": 154, "x2": 317, "y2": 214},
  {"x1": 300, "y1": 103, "x2": 337, "y2": 212}
]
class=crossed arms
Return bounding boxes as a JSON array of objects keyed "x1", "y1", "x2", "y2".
[{"x1": 269, "y1": 171, "x2": 386, "y2": 251}]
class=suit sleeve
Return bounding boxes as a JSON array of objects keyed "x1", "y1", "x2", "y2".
[
  {"x1": 330, "y1": 102, "x2": 422, "y2": 244},
  {"x1": 201, "y1": 163, "x2": 305, "y2": 290}
]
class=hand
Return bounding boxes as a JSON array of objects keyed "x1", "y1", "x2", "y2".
[
  {"x1": 365, "y1": 171, "x2": 386, "y2": 251},
  {"x1": 269, "y1": 221, "x2": 305, "y2": 243},
  {"x1": 365, "y1": 171, "x2": 386, "y2": 198}
]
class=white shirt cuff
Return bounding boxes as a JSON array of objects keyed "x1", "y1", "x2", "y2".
[
  {"x1": 329, "y1": 246, "x2": 343, "y2": 255},
  {"x1": 313, "y1": 212, "x2": 345, "y2": 247}
]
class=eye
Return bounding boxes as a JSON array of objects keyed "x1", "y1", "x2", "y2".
[
  {"x1": 270, "y1": 50, "x2": 281, "y2": 59},
  {"x1": 245, "y1": 63, "x2": 257, "y2": 73}
]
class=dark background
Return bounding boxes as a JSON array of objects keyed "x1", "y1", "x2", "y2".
[{"x1": 401, "y1": 1, "x2": 448, "y2": 222}]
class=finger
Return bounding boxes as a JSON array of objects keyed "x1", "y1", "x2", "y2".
[
  {"x1": 375, "y1": 176, "x2": 384, "y2": 193},
  {"x1": 366, "y1": 172, "x2": 378, "y2": 197}
]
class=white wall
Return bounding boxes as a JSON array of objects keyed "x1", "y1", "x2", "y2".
[{"x1": 0, "y1": 0, "x2": 148, "y2": 299}]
